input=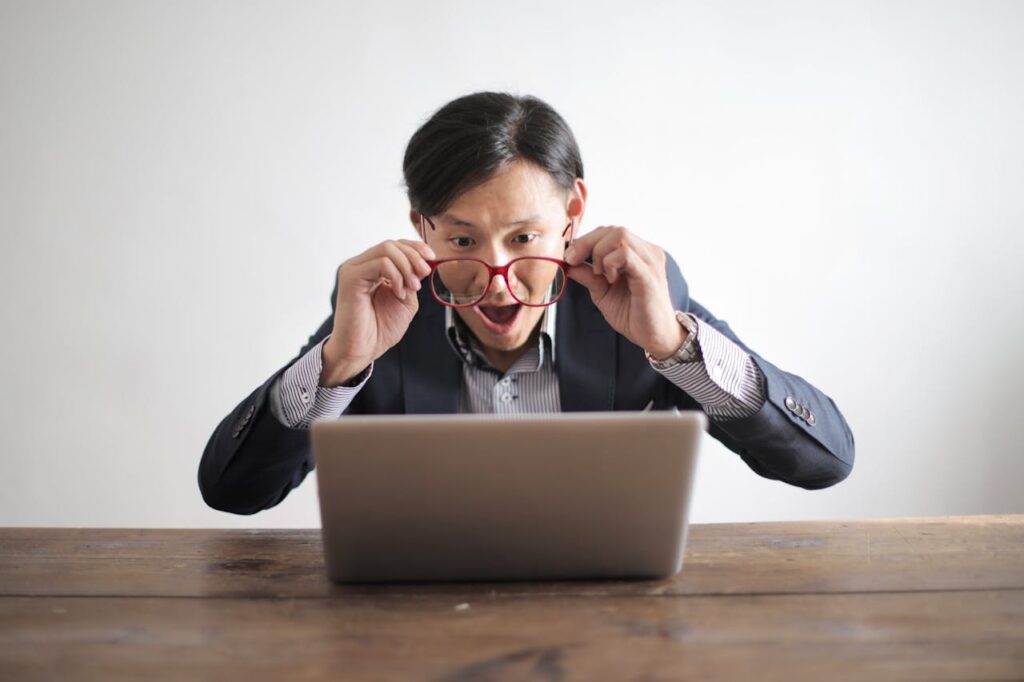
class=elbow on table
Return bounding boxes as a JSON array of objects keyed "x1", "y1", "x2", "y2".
[
  {"x1": 197, "y1": 442, "x2": 277, "y2": 516},
  {"x1": 789, "y1": 424, "x2": 856, "y2": 490},
  {"x1": 736, "y1": 422, "x2": 855, "y2": 491},
  {"x1": 198, "y1": 442, "x2": 311, "y2": 516},
  {"x1": 794, "y1": 454, "x2": 853, "y2": 490},
  {"x1": 198, "y1": 466, "x2": 265, "y2": 516},
  {"x1": 776, "y1": 398, "x2": 856, "y2": 490},
  {"x1": 199, "y1": 475, "x2": 298, "y2": 516}
]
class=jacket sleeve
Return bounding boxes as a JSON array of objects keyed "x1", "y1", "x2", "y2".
[
  {"x1": 198, "y1": 272, "x2": 341, "y2": 515},
  {"x1": 269, "y1": 337, "x2": 372, "y2": 428},
  {"x1": 663, "y1": 253, "x2": 856, "y2": 490}
]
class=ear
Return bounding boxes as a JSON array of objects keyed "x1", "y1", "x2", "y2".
[
  {"x1": 409, "y1": 208, "x2": 432, "y2": 241},
  {"x1": 563, "y1": 178, "x2": 587, "y2": 247}
]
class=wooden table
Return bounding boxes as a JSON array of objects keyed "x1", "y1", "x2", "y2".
[{"x1": 1, "y1": 515, "x2": 1022, "y2": 681}]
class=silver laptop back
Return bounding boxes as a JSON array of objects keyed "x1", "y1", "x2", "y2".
[{"x1": 311, "y1": 410, "x2": 706, "y2": 583}]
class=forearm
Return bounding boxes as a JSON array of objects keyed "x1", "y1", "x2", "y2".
[
  {"x1": 650, "y1": 312, "x2": 767, "y2": 421},
  {"x1": 655, "y1": 253, "x2": 854, "y2": 489},
  {"x1": 270, "y1": 335, "x2": 372, "y2": 428},
  {"x1": 199, "y1": 315, "x2": 349, "y2": 515},
  {"x1": 198, "y1": 366, "x2": 316, "y2": 514},
  {"x1": 707, "y1": 353, "x2": 855, "y2": 489}
]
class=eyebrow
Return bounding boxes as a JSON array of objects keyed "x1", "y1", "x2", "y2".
[{"x1": 439, "y1": 213, "x2": 542, "y2": 229}]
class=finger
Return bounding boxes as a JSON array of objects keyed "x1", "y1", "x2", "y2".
[
  {"x1": 347, "y1": 241, "x2": 391, "y2": 267},
  {"x1": 601, "y1": 245, "x2": 630, "y2": 283},
  {"x1": 396, "y1": 239, "x2": 436, "y2": 268},
  {"x1": 348, "y1": 239, "x2": 424, "y2": 269},
  {"x1": 563, "y1": 226, "x2": 610, "y2": 266},
  {"x1": 379, "y1": 241, "x2": 422, "y2": 293},
  {"x1": 402, "y1": 286, "x2": 421, "y2": 312},
  {"x1": 392, "y1": 240, "x2": 433, "y2": 282},
  {"x1": 630, "y1": 237, "x2": 662, "y2": 270},
  {"x1": 350, "y1": 256, "x2": 408, "y2": 300},
  {"x1": 376, "y1": 257, "x2": 409, "y2": 301},
  {"x1": 589, "y1": 230, "x2": 626, "y2": 278},
  {"x1": 566, "y1": 264, "x2": 609, "y2": 300}
]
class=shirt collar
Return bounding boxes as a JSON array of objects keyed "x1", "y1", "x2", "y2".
[{"x1": 445, "y1": 303, "x2": 557, "y2": 372}]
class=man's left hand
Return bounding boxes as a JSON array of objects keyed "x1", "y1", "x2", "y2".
[{"x1": 564, "y1": 226, "x2": 685, "y2": 360}]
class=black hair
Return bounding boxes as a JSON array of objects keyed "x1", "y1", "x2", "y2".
[{"x1": 402, "y1": 91, "x2": 584, "y2": 218}]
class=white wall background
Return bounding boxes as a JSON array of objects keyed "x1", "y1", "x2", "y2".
[{"x1": 2, "y1": 0, "x2": 1021, "y2": 528}]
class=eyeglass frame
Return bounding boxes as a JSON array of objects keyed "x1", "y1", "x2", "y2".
[{"x1": 417, "y1": 214, "x2": 577, "y2": 309}]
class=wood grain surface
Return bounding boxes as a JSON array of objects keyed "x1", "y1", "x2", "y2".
[{"x1": 1, "y1": 515, "x2": 1022, "y2": 681}]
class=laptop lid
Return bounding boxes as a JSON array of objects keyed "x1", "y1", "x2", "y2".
[{"x1": 311, "y1": 410, "x2": 706, "y2": 583}]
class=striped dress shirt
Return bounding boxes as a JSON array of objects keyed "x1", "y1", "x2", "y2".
[{"x1": 269, "y1": 303, "x2": 767, "y2": 427}]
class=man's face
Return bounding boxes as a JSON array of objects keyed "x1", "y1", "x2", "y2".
[{"x1": 418, "y1": 160, "x2": 581, "y2": 354}]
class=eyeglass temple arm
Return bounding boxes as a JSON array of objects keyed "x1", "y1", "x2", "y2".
[
  {"x1": 562, "y1": 219, "x2": 575, "y2": 249},
  {"x1": 418, "y1": 214, "x2": 436, "y2": 242}
]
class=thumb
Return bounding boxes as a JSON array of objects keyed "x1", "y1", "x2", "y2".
[{"x1": 567, "y1": 264, "x2": 609, "y2": 299}]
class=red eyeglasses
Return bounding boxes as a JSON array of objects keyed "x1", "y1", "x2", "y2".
[{"x1": 418, "y1": 215, "x2": 575, "y2": 308}]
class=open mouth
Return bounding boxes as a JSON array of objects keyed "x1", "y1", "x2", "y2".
[{"x1": 475, "y1": 302, "x2": 522, "y2": 333}]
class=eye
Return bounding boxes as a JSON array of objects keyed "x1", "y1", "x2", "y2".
[
  {"x1": 512, "y1": 233, "x2": 538, "y2": 245},
  {"x1": 448, "y1": 236, "x2": 475, "y2": 249}
]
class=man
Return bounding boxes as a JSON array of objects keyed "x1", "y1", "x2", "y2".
[{"x1": 199, "y1": 91, "x2": 855, "y2": 515}]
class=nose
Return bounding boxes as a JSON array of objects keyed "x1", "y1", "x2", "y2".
[
  {"x1": 474, "y1": 245, "x2": 515, "y2": 303},
  {"x1": 483, "y1": 269, "x2": 515, "y2": 304}
]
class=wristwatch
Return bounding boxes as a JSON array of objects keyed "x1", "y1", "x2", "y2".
[
  {"x1": 339, "y1": 363, "x2": 372, "y2": 387},
  {"x1": 645, "y1": 311, "x2": 702, "y2": 368}
]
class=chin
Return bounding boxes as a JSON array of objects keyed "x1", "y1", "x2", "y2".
[
  {"x1": 489, "y1": 333, "x2": 530, "y2": 351},
  {"x1": 471, "y1": 323, "x2": 527, "y2": 349}
]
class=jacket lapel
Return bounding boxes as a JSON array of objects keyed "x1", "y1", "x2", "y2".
[
  {"x1": 400, "y1": 288, "x2": 461, "y2": 414},
  {"x1": 555, "y1": 280, "x2": 617, "y2": 412}
]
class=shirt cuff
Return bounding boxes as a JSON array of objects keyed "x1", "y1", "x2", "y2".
[
  {"x1": 269, "y1": 336, "x2": 373, "y2": 428},
  {"x1": 649, "y1": 313, "x2": 767, "y2": 421}
]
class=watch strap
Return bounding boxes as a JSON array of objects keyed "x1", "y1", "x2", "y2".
[{"x1": 645, "y1": 311, "x2": 701, "y2": 368}]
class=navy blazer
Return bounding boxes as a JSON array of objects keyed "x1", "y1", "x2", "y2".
[{"x1": 199, "y1": 253, "x2": 855, "y2": 515}]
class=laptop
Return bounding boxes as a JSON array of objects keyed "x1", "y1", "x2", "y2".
[{"x1": 310, "y1": 409, "x2": 707, "y2": 583}]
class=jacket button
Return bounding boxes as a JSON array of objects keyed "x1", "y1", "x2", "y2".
[
  {"x1": 785, "y1": 396, "x2": 797, "y2": 411},
  {"x1": 807, "y1": 413, "x2": 816, "y2": 426},
  {"x1": 233, "y1": 404, "x2": 255, "y2": 436}
]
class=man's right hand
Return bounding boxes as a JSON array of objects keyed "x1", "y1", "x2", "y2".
[{"x1": 320, "y1": 239, "x2": 435, "y2": 387}]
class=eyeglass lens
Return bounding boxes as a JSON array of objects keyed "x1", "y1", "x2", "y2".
[{"x1": 431, "y1": 258, "x2": 566, "y2": 306}]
